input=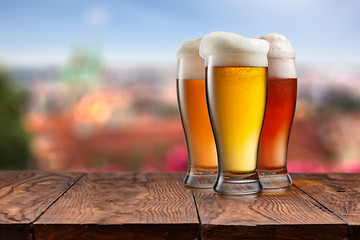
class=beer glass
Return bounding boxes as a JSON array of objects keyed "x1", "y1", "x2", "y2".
[
  {"x1": 177, "y1": 38, "x2": 217, "y2": 188},
  {"x1": 200, "y1": 32, "x2": 269, "y2": 195},
  {"x1": 258, "y1": 33, "x2": 297, "y2": 189}
]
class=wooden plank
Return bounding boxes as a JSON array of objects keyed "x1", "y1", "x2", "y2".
[
  {"x1": 193, "y1": 184, "x2": 347, "y2": 240},
  {"x1": 0, "y1": 171, "x2": 82, "y2": 240},
  {"x1": 33, "y1": 172, "x2": 200, "y2": 240},
  {"x1": 292, "y1": 173, "x2": 360, "y2": 240}
]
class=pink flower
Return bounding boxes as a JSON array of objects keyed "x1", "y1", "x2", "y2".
[
  {"x1": 338, "y1": 160, "x2": 360, "y2": 172},
  {"x1": 165, "y1": 144, "x2": 188, "y2": 172},
  {"x1": 288, "y1": 160, "x2": 329, "y2": 173}
]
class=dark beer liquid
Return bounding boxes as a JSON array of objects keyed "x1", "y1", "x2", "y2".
[{"x1": 258, "y1": 77, "x2": 297, "y2": 169}]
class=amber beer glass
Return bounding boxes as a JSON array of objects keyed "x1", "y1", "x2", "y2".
[
  {"x1": 200, "y1": 32, "x2": 269, "y2": 195},
  {"x1": 258, "y1": 34, "x2": 297, "y2": 189},
  {"x1": 176, "y1": 38, "x2": 217, "y2": 188}
]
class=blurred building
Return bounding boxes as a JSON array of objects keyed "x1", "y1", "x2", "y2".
[
  {"x1": 10, "y1": 56, "x2": 360, "y2": 173},
  {"x1": 22, "y1": 48, "x2": 186, "y2": 172}
]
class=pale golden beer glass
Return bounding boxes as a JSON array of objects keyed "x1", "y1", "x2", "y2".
[
  {"x1": 200, "y1": 32, "x2": 270, "y2": 195},
  {"x1": 177, "y1": 39, "x2": 217, "y2": 188}
]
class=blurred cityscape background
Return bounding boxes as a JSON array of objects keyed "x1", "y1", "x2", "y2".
[{"x1": 0, "y1": 0, "x2": 359, "y2": 172}]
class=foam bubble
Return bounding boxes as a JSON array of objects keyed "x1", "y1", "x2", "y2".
[
  {"x1": 266, "y1": 58, "x2": 297, "y2": 79},
  {"x1": 176, "y1": 38, "x2": 202, "y2": 59},
  {"x1": 177, "y1": 38, "x2": 204, "y2": 79},
  {"x1": 260, "y1": 33, "x2": 296, "y2": 78},
  {"x1": 199, "y1": 32, "x2": 269, "y2": 67},
  {"x1": 259, "y1": 33, "x2": 295, "y2": 59}
]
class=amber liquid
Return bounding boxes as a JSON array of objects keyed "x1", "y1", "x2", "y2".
[
  {"x1": 177, "y1": 79, "x2": 217, "y2": 171},
  {"x1": 206, "y1": 66, "x2": 267, "y2": 173},
  {"x1": 258, "y1": 77, "x2": 297, "y2": 169}
]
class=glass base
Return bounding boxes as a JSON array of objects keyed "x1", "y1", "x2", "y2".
[
  {"x1": 183, "y1": 168, "x2": 217, "y2": 189},
  {"x1": 258, "y1": 168, "x2": 292, "y2": 189},
  {"x1": 213, "y1": 172, "x2": 262, "y2": 195}
]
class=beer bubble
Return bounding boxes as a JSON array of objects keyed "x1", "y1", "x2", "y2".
[
  {"x1": 199, "y1": 32, "x2": 269, "y2": 67},
  {"x1": 177, "y1": 38, "x2": 204, "y2": 80},
  {"x1": 260, "y1": 33, "x2": 297, "y2": 78}
]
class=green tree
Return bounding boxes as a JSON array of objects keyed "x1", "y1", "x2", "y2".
[{"x1": 0, "y1": 69, "x2": 30, "y2": 170}]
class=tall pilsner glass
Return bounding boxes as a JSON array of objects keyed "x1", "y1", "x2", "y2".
[
  {"x1": 258, "y1": 33, "x2": 297, "y2": 189},
  {"x1": 200, "y1": 32, "x2": 269, "y2": 195},
  {"x1": 177, "y1": 38, "x2": 217, "y2": 188}
]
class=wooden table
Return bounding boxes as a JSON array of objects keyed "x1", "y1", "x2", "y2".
[{"x1": 0, "y1": 172, "x2": 359, "y2": 240}]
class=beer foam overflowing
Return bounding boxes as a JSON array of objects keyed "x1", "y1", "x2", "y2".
[
  {"x1": 199, "y1": 32, "x2": 269, "y2": 67},
  {"x1": 177, "y1": 38, "x2": 204, "y2": 79},
  {"x1": 177, "y1": 38, "x2": 202, "y2": 59},
  {"x1": 259, "y1": 33, "x2": 295, "y2": 59},
  {"x1": 259, "y1": 33, "x2": 297, "y2": 78}
]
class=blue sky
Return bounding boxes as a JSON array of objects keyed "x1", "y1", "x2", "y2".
[{"x1": 0, "y1": 0, "x2": 359, "y2": 66}]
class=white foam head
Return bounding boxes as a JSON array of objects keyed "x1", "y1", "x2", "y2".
[
  {"x1": 260, "y1": 33, "x2": 297, "y2": 78},
  {"x1": 199, "y1": 31, "x2": 269, "y2": 67},
  {"x1": 260, "y1": 33, "x2": 295, "y2": 59},
  {"x1": 176, "y1": 38, "x2": 204, "y2": 79}
]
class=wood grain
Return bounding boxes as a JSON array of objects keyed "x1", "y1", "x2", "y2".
[
  {"x1": 1, "y1": 172, "x2": 358, "y2": 239},
  {"x1": 33, "y1": 172, "x2": 200, "y2": 240},
  {"x1": 193, "y1": 185, "x2": 347, "y2": 240},
  {"x1": 0, "y1": 171, "x2": 82, "y2": 240},
  {"x1": 292, "y1": 173, "x2": 360, "y2": 240}
]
